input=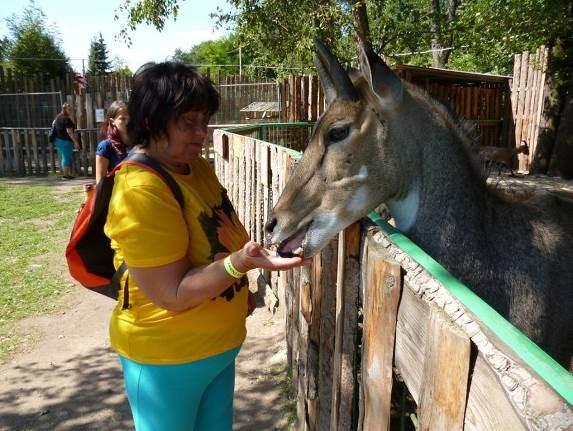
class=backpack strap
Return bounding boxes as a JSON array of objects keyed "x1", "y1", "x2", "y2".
[{"x1": 109, "y1": 153, "x2": 185, "y2": 308}]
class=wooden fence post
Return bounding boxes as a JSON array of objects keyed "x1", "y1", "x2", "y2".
[
  {"x1": 360, "y1": 255, "x2": 401, "y2": 431},
  {"x1": 331, "y1": 224, "x2": 361, "y2": 430},
  {"x1": 417, "y1": 307, "x2": 471, "y2": 430}
]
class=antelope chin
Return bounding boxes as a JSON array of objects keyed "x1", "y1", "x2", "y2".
[{"x1": 277, "y1": 224, "x2": 310, "y2": 258}]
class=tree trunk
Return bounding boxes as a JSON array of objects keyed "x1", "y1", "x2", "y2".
[
  {"x1": 350, "y1": 0, "x2": 372, "y2": 52},
  {"x1": 548, "y1": 81, "x2": 573, "y2": 178},
  {"x1": 430, "y1": 0, "x2": 458, "y2": 68}
]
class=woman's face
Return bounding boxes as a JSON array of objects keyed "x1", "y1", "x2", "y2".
[
  {"x1": 110, "y1": 108, "x2": 129, "y2": 142},
  {"x1": 164, "y1": 111, "x2": 209, "y2": 162}
]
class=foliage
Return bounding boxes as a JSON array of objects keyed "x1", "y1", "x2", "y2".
[
  {"x1": 117, "y1": 0, "x2": 572, "y2": 77},
  {"x1": 116, "y1": 0, "x2": 181, "y2": 46},
  {"x1": 213, "y1": 0, "x2": 352, "y2": 77},
  {"x1": 88, "y1": 32, "x2": 112, "y2": 75},
  {"x1": 0, "y1": 37, "x2": 10, "y2": 62},
  {"x1": 4, "y1": 1, "x2": 71, "y2": 77},
  {"x1": 0, "y1": 183, "x2": 83, "y2": 361},
  {"x1": 448, "y1": 0, "x2": 572, "y2": 75},
  {"x1": 172, "y1": 34, "x2": 252, "y2": 78}
]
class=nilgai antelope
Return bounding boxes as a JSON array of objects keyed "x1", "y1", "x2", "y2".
[
  {"x1": 479, "y1": 140, "x2": 530, "y2": 176},
  {"x1": 265, "y1": 40, "x2": 573, "y2": 368}
]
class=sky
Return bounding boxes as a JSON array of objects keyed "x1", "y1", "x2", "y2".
[{"x1": 0, "y1": 0, "x2": 230, "y2": 73}]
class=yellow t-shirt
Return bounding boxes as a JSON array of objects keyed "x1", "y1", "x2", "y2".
[{"x1": 104, "y1": 156, "x2": 250, "y2": 364}]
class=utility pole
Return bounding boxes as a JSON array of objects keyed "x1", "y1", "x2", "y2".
[{"x1": 239, "y1": 46, "x2": 242, "y2": 77}]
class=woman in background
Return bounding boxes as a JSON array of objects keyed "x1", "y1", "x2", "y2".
[
  {"x1": 95, "y1": 100, "x2": 129, "y2": 183},
  {"x1": 51, "y1": 102, "x2": 80, "y2": 180}
]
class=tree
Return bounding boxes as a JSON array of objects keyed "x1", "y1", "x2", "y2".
[
  {"x1": 5, "y1": 1, "x2": 70, "y2": 77},
  {"x1": 0, "y1": 37, "x2": 10, "y2": 62},
  {"x1": 172, "y1": 34, "x2": 253, "y2": 78},
  {"x1": 110, "y1": 56, "x2": 133, "y2": 77},
  {"x1": 88, "y1": 33, "x2": 112, "y2": 74}
]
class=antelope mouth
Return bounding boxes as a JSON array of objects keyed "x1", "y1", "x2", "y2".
[{"x1": 277, "y1": 224, "x2": 310, "y2": 258}]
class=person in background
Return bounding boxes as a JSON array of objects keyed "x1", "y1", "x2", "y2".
[
  {"x1": 104, "y1": 62, "x2": 307, "y2": 431},
  {"x1": 52, "y1": 102, "x2": 79, "y2": 180},
  {"x1": 95, "y1": 100, "x2": 129, "y2": 183}
]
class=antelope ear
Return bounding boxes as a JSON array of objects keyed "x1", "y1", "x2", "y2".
[
  {"x1": 314, "y1": 39, "x2": 359, "y2": 105},
  {"x1": 358, "y1": 43, "x2": 403, "y2": 109}
]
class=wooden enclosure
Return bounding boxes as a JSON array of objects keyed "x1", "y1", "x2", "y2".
[{"x1": 213, "y1": 127, "x2": 573, "y2": 431}]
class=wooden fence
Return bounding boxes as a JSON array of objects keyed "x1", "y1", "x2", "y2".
[
  {"x1": 0, "y1": 67, "x2": 279, "y2": 129},
  {"x1": 280, "y1": 66, "x2": 513, "y2": 149},
  {"x1": 213, "y1": 127, "x2": 573, "y2": 431},
  {"x1": 0, "y1": 127, "x2": 217, "y2": 177}
]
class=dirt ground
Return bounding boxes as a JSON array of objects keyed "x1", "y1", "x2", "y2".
[{"x1": 0, "y1": 177, "x2": 291, "y2": 431}]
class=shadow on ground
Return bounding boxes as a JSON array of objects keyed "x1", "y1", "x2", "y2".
[{"x1": 0, "y1": 346, "x2": 132, "y2": 431}]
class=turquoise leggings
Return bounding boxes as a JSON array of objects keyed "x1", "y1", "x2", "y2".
[
  {"x1": 119, "y1": 346, "x2": 240, "y2": 431},
  {"x1": 54, "y1": 138, "x2": 73, "y2": 168}
]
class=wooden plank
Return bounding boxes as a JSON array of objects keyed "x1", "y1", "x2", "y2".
[
  {"x1": 31, "y1": 130, "x2": 39, "y2": 175},
  {"x1": 11, "y1": 130, "x2": 23, "y2": 176},
  {"x1": 238, "y1": 141, "x2": 245, "y2": 222},
  {"x1": 23, "y1": 129, "x2": 32, "y2": 175},
  {"x1": 315, "y1": 237, "x2": 339, "y2": 431},
  {"x1": 330, "y1": 223, "x2": 361, "y2": 431},
  {"x1": 0, "y1": 131, "x2": 7, "y2": 176},
  {"x1": 530, "y1": 46, "x2": 548, "y2": 163},
  {"x1": 418, "y1": 307, "x2": 471, "y2": 431},
  {"x1": 360, "y1": 253, "x2": 401, "y2": 431},
  {"x1": 296, "y1": 266, "x2": 311, "y2": 430},
  {"x1": 514, "y1": 51, "x2": 529, "y2": 148}
]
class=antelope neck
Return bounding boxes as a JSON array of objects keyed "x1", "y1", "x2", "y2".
[{"x1": 386, "y1": 178, "x2": 420, "y2": 233}]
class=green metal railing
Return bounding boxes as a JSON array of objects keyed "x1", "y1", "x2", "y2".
[{"x1": 224, "y1": 121, "x2": 314, "y2": 152}]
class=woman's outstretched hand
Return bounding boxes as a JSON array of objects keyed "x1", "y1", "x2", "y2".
[{"x1": 233, "y1": 241, "x2": 310, "y2": 273}]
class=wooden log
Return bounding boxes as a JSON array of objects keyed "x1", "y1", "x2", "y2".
[
  {"x1": 11, "y1": 129, "x2": 23, "y2": 176},
  {"x1": 360, "y1": 254, "x2": 401, "y2": 431},
  {"x1": 238, "y1": 141, "x2": 245, "y2": 222},
  {"x1": 0, "y1": 131, "x2": 7, "y2": 176},
  {"x1": 514, "y1": 51, "x2": 529, "y2": 148},
  {"x1": 530, "y1": 46, "x2": 549, "y2": 171},
  {"x1": 417, "y1": 307, "x2": 471, "y2": 431},
  {"x1": 31, "y1": 130, "x2": 39, "y2": 175},
  {"x1": 331, "y1": 223, "x2": 361, "y2": 431},
  {"x1": 315, "y1": 237, "x2": 339, "y2": 431}
]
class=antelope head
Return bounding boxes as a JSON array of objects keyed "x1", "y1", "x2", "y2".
[{"x1": 266, "y1": 40, "x2": 411, "y2": 258}]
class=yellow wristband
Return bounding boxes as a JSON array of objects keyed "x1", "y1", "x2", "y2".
[{"x1": 223, "y1": 255, "x2": 246, "y2": 279}]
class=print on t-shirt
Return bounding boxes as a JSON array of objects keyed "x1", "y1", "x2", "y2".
[{"x1": 198, "y1": 189, "x2": 249, "y2": 302}]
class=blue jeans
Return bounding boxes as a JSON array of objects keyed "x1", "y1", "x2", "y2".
[{"x1": 119, "y1": 345, "x2": 241, "y2": 431}]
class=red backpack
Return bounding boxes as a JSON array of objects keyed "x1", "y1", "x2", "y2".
[{"x1": 65, "y1": 153, "x2": 184, "y2": 305}]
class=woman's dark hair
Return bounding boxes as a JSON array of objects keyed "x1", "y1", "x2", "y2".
[{"x1": 128, "y1": 62, "x2": 220, "y2": 148}]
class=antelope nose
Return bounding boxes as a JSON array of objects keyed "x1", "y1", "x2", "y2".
[{"x1": 265, "y1": 217, "x2": 278, "y2": 235}]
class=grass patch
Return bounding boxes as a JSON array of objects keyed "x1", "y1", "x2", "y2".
[{"x1": 0, "y1": 182, "x2": 83, "y2": 361}]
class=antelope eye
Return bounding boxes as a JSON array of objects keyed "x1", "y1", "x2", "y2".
[{"x1": 327, "y1": 126, "x2": 350, "y2": 143}]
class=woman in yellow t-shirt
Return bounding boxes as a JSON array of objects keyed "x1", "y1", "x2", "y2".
[{"x1": 104, "y1": 62, "x2": 306, "y2": 431}]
